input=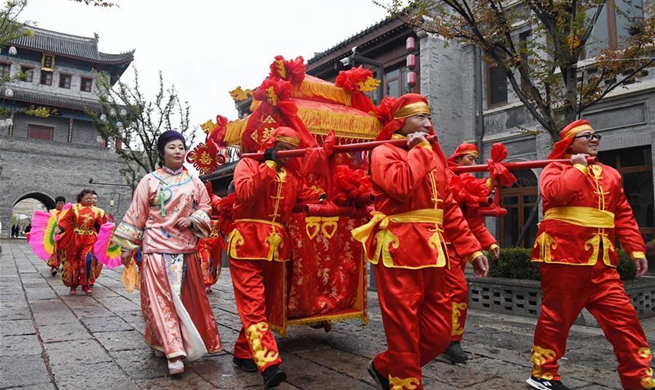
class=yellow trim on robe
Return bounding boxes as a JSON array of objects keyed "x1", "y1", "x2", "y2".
[
  {"x1": 245, "y1": 322, "x2": 279, "y2": 368},
  {"x1": 573, "y1": 163, "x2": 589, "y2": 175},
  {"x1": 530, "y1": 345, "x2": 557, "y2": 380},
  {"x1": 540, "y1": 206, "x2": 616, "y2": 265},
  {"x1": 389, "y1": 376, "x2": 421, "y2": 390},
  {"x1": 631, "y1": 251, "x2": 646, "y2": 260},
  {"x1": 465, "y1": 251, "x2": 484, "y2": 263},
  {"x1": 227, "y1": 219, "x2": 287, "y2": 261},
  {"x1": 352, "y1": 208, "x2": 446, "y2": 269}
]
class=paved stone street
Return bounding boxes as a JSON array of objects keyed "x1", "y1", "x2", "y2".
[{"x1": 1, "y1": 239, "x2": 654, "y2": 390}]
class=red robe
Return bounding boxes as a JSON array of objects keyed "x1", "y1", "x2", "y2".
[
  {"x1": 529, "y1": 162, "x2": 653, "y2": 390},
  {"x1": 354, "y1": 142, "x2": 481, "y2": 390},
  {"x1": 197, "y1": 220, "x2": 224, "y2": 289},
  {"x1": 445, "y1": 169, "x2": 498, "y2": 342},
  {"x1": 58, "y1": 204, "x2": 106, "y2": 289},
  {"x1": 228, "y1": 158, "x2": 318, "y2": 373}
]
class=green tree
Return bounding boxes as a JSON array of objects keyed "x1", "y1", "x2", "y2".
[
  {"x1": 88, "y1": 69, "x2": 194, "y2": 186},
  {"x1": 378, "y1": 0, "x2": 655, "y2": 140},
  {"x1": 69, "y1": 0, "x2": 118, "y2": 7},
  {"x1": 0, "y1": 1, "x2": 31, "y2": 54}
]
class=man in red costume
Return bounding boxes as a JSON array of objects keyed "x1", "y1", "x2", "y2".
[
  {"x1": 442, "y1": 143, "x2": 500, "y2": 363},
  {"x1": 353, "y1": 94, "x2": 489, "y2": 390},
  {"x1": 227, "y1": 126, "x2": 320, "y2": 389},
  {"x1": 528, "y1": 119, "x2": 654, "y2": 390}
]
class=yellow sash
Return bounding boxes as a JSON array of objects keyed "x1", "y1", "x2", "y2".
[
  {"x1": 230, "y1": 218, "x2": 286, "y2": 260},
  {"x1": 543, "y1": 207, "x2": 614, "y2": 228},
  {"x1": 542, "y1": 206, "x2": 615, "y2": 265},
  {"x1": 352, "y1": 209, "x2": 446, "y2": 268}
]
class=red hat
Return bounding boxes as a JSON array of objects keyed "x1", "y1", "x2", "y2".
[
  {"x1": 375, "y1": 93, "x2": 433, "y2": 141},
  {"x1": 258, "y1": 126, "x2": 303, "y2": 171},
  {"x1": 448, "y1": 143, "x2": 479, "y2": 166},
  {"x1": 375, "y1": 93, "x2": 448, "y2": 163},
  {"x1": 259, "y1": 126, "x2": 302, "y2": 152},
  {"x1": 548, "y1": 120, "x2": 594, "y2": 159}
]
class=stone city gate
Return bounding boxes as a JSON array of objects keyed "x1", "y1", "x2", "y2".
[{"x1": 0, "y1": 136, "x2": 133, "y2": 239}]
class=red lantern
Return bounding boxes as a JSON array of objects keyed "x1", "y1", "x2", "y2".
[
  {"x1": 406, "y1": 54, "x2": 416, "y2": 70},
  {"x1": 406, "y1": 36, "x2": 416, "y2": 52},
  {"x1": 407, "y1": 71, "x2": 417, "y2": 88}
]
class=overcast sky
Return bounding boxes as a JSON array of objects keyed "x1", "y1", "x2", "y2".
[{"x1": 21, "y1": 0, "x2": 389, "y2": 138}]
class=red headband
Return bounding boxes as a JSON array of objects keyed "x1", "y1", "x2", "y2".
[{"x1": 548, "y1": 120, "x2": 594, "y2": 159}]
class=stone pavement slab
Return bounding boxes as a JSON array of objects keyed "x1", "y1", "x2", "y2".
[{"x1": 1, "y1": 239, "x2": 654, "y2": 390}]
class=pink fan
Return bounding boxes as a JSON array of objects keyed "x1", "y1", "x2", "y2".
[
  {"x1": 93, "y1": 223, "x2": 122, "y2": 268},
  {"x1": 27, "y1": 210, "x2": 58, "y2": 261}
]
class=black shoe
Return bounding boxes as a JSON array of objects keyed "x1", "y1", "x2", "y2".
[
  {"x1": 444, "y1": 341, "x2": 468, "y2": 363},
  {"x1": 367, "y1": 360, "x2": 389, "y2": 390},
  {"x1": 526, "y1": 376, "x2": 570, "y2": 390},
  {"x1": 262, "y1": 365, "x2": 286, "y2": 389},
  {"x1": 232, "y1": 356, "x2": 258, "y2": 373}
]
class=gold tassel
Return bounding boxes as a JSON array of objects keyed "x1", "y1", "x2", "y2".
[
  {"x1": 223, "y1": 118, "x2": 249, "y2": 146},
  {"x1": 297, "y1": 81, "x2": 352, "y2": 106},
  {"x1": 297, "y1": 108, "x2": 381, "y2": 140},
  {"x1": 287, "y1": 311, "x2": 367, "y2": 326}
]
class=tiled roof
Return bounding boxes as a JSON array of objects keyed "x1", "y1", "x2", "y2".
[
  {"x1": 306, "y1": 17, "x2": 396, "y2": 64},
  {"x1": 10, "y1": 26, "x2": 134, "y2": 65},
  {"x1": 6, "y1": 88, "x2": 102, "y2": 112}
]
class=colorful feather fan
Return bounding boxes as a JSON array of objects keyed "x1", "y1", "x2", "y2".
[
  {"x1": 27, "y1": 210, "x2": 58, "y2": 261},
  {"x1": 93, "y1": 223, "x2": 122, "y2": 268}
]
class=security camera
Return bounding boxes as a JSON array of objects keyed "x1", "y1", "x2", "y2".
[
  {"x1": 351, "y1": 46, "x2": 358, "y2": 54},
  {"x1": 340, "y1": 57, "x2": 351, "y2": 67},
  {"x1": 89, "y1": 178, "x2": 94, "y2": 184}
]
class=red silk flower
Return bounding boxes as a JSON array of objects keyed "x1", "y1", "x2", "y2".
[
  {"x1": 269, "y1": 55, "x2": 306, "y2": 86},
  {"x1": 374, "y1": 96, "x2": 398, "y2": 124},
  {"x1": 487, "y1": 143, "x2": 517, "y2": 188}
]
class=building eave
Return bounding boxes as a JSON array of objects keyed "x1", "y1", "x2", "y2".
[
  {"x1": 1, "y1": 88, "x2": 102, "y2": 113},
  {"x1": 10, "y1": 26, "x2": 135, "y2": 65}
]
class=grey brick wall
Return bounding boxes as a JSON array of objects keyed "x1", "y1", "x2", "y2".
[
  {"x1": 0, "y1": 136, "x2": 132, "y2": 238},
  {"x1": 419, "y1": 33, "x2": 476, "y2": 157}
]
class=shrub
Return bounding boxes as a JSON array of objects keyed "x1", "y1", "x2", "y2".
[
  {"x1": 616, "y1": 249, "x2": 636, "y2": 280},
  {"x1": 487, "y1": 247, "x2": 636, "y2": 281},
  {"x1": 488, "y1": 247, "x2": 540, "y2": 281}
]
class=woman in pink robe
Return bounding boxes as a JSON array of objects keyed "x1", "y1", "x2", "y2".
[{"x1": 112, "y1": 130, "x2": 222, "y2": 376}]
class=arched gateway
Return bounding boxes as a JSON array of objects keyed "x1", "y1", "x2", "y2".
[{"x1": 0, "y1": 26, "x2": 135, "y2": 239}]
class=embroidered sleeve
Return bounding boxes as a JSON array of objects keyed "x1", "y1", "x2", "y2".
[{"x1": 188, "y1": 177, "x2": 212, "y2": 238}]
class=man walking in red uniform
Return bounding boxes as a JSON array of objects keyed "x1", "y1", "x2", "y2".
[
  {"x1": 442, "y1": 143, "x2": 500, "y2": 363},
  {"x1": 528, "y1": 119, "x2": 654, "y2": 390},
  {"x1": 353, "y1": 94, "x2": 489, "y2": 390},
  {"x1": 228, "y1": 126, "x2": 319, "y2": 389}
]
